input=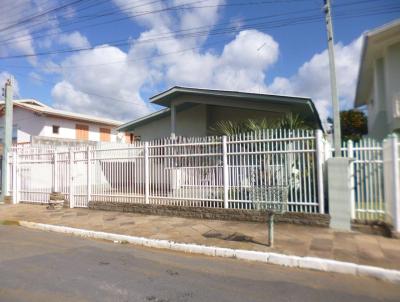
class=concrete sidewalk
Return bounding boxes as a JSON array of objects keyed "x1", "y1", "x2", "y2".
[{"x1": 1, "y1": 204, "x2": 400, "y2": 270}]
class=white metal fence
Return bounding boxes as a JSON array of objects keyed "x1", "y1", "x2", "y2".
[
  {"x1": 341, "y1": 138, "x2": 385, "y2": 220},
  {"x1": 6, "y1": 130, "x2": 399, "y2": 223},
  {"x1": 7, "y1": 129, "x2": 326, "y2": 214}
]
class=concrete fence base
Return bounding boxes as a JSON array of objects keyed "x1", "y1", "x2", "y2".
[{"x1": 88, "y1": 201, "x2": 330, "y2": 227}]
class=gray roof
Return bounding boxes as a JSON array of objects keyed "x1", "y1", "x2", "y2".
[{"x1": 118, "y1": 86, "x2": 323, "y2": 131}]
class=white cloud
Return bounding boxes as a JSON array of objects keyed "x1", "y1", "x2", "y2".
[
  {"x1": 51, "y1": 46, "x2": 153, "y2": 121},
  {"x1": 58, "y1": 31, "x2": 90, "y2": 48},
  {"x1": 268, "y1": 36, "x2": 363, "y2": 122},
  {"x1": 51, "y1": 28, "x2": 279, "y2": 121},
  {"x1": 49, "y1": 0, "x2": 362, "y2": 125},
  {"x1": 50, "y1": 0, "x2": 280, "y2": 121},
  {"x1": 0, "y1": 0, "x2": 59, "y2": 64}
]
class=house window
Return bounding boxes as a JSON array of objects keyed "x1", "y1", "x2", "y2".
[
  {"x1": 125, "y1": 132, "x2": 136, "y2": 144},
  {"x1": 100, "y1": 127, "x2": 111, "y2": 142},
  {"x1": 76, "y1": 124, "x2": 89, "y2": 140},
  {"x1": 52, "y1": 125, "x2": 60, "y2": 134}
]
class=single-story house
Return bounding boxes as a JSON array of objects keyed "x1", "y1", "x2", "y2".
[
  {"x1": 117, "y1": 86, "x2": 323, "y2": 140},
  {"x1": 354, "y1": 19, "x2": 400, "y2": 139},
  {"x1": 0, "y1": 99, "x2": 126, "y2": 145}
]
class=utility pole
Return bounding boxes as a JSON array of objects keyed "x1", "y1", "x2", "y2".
[
  {"x1": 323, "y1": 0, "x2": 342, "y2": 157},
  {"x1": 1, "y1": 79, "x2": 13, "y2": 201}
]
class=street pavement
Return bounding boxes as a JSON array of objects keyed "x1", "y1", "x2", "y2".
[
  {"x1": 0, "y1": 225, "x2": 399, "y2": 302},
  {"x1": 1, "y1": 204, "x2": 400, "y2": 270}
]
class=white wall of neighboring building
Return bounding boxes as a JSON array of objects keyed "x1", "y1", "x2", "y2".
[
  {"x1": 384, "y1": 41, "x2": 400, "y2": 133},
  {"x1": 0, "y1": 107, "x2": 121, "y2": 143},
  {"x1": 366, "y1": 42, "x2": 400, "y2": 139}
]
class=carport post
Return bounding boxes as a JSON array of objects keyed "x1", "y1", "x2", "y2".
[{"x1": 170, "y1": 103, "x2": 176, "y2": 139}]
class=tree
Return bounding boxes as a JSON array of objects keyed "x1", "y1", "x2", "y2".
[
  {"x1": 209, "y1": 113, "x2": 311, "y2": 136},
  {"x1": 340, "y1": 109, "x2": 368, "y2": 142}
]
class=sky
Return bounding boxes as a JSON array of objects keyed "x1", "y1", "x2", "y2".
[{"x1": 0, "y1": 0, "x2": 399, "y2": 124}]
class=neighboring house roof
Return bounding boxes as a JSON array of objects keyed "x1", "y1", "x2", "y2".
[
  {"x1": 118, "y1": 86, "x2": 323, "y2": 131},
  {"x1": 354, "y1": 19, "x2": 400, "y2": 107},
  {"x1": 0, "y1": 99, "x2": 122, "y2": 127}
]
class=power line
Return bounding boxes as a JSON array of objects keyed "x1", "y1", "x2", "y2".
[
  {"x1": 0, "y1": 0, "x2": 162, "y2": 41},
  {"x1": 0, "y1": 0, "x2": 85, "y2": 33},
  {"x1": 0, "y1": 0, "x2": 315, "y2": 46},
  {"x1": 0, "y1": 2, "x2": 398, "y2": 61}
]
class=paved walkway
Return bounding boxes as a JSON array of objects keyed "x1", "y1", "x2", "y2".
[{"x1": 1, "y1": 204, "x2": 400, "y2": 270}]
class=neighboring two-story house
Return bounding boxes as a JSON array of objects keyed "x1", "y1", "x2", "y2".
[
  {"x1": 354, "y1": 19, "x2": 400, "y2": 139},
  {"x1": 0, "y1": 99, "x2": 124, "y2": 145}
]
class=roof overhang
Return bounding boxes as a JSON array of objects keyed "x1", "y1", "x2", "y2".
[
  {"x1": 119, "y1": 86, "x2": 324, "y2": 132},
  {"x1": 355, "y1": 19, "x2": 400, "y2": 107}
]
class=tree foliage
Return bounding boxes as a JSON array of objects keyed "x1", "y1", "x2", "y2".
[
  {"x1": 340, "y1": 109, "x2": 368, "y2": 142},
  {"x1": 209, "y1": 113, "x2": 311, "y2": 136}
]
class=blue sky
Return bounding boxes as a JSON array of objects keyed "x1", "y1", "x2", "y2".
[{"x1": 0, "y1": 0, "x2": 399, "y2": 123}]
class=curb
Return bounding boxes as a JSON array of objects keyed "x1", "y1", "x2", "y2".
[{"x1": 17, "y1": 220, "x2": 400, "y2": 284}]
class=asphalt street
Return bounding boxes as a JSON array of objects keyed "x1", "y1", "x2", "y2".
[{"x1": 0, "y1": 225, "x2": 399, "y2": 302}]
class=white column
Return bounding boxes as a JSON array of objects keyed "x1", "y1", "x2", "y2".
[
  {"x1": 69, "y1": 149, "x2": 74, "y2": 208},
  {"x1": 315, "y1": 130, "x2": 325, "y2": 214},
  {"x1": 347, "y1": 140, "x2": 355, "y2": 219},
  {"x1": 384, "y1": 134, "x2": 399, "y2": 232},
  {"x1": 170, "y1": 103, "x2": 176, "y2": 139},
  {"x1": 87, "y1": 147, "x2": 91, "y2": 204},
  {"x1": 53, "y1": 151, "x2": 58, "y2": 193},
  {"x1": 144, "y1": 142, "x2": 149, "y2": 204},
  {"x1": 222, "y1": 136, "x2": 229, "y2": 209},
  {"x1": 12, "y1": 149, "x2": 18, "y2": 204},
  {"x1": 392, "y1": 135, "x2": 400, "y2": 233}
]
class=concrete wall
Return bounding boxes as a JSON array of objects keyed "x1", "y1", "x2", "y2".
[
  {"x1": 0, "y1": 107, "x2": 120, "y2": 143},
  {"x1": 133, "y1": 104, "x2": 208, "y2": 141},
  {"x1": 89, "y1": 201, "x2": 330, "y2": 226}
]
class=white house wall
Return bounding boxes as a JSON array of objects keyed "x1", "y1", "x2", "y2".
[
  {"x1": 0, "y1": 107, "x2": 120, "y2": 143},
  {"x1": 39, "y1": 116, "x2": 119, "y2": 142},
  {"x1": 367, "y1": 40, "x2": 400, "y2": 139},
  {"x1": 385, "y1": 41, "x2": 400, "y2": 132},
  {"x1": 133, "y1": 104, "x2": 208, "y2": 141}
]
